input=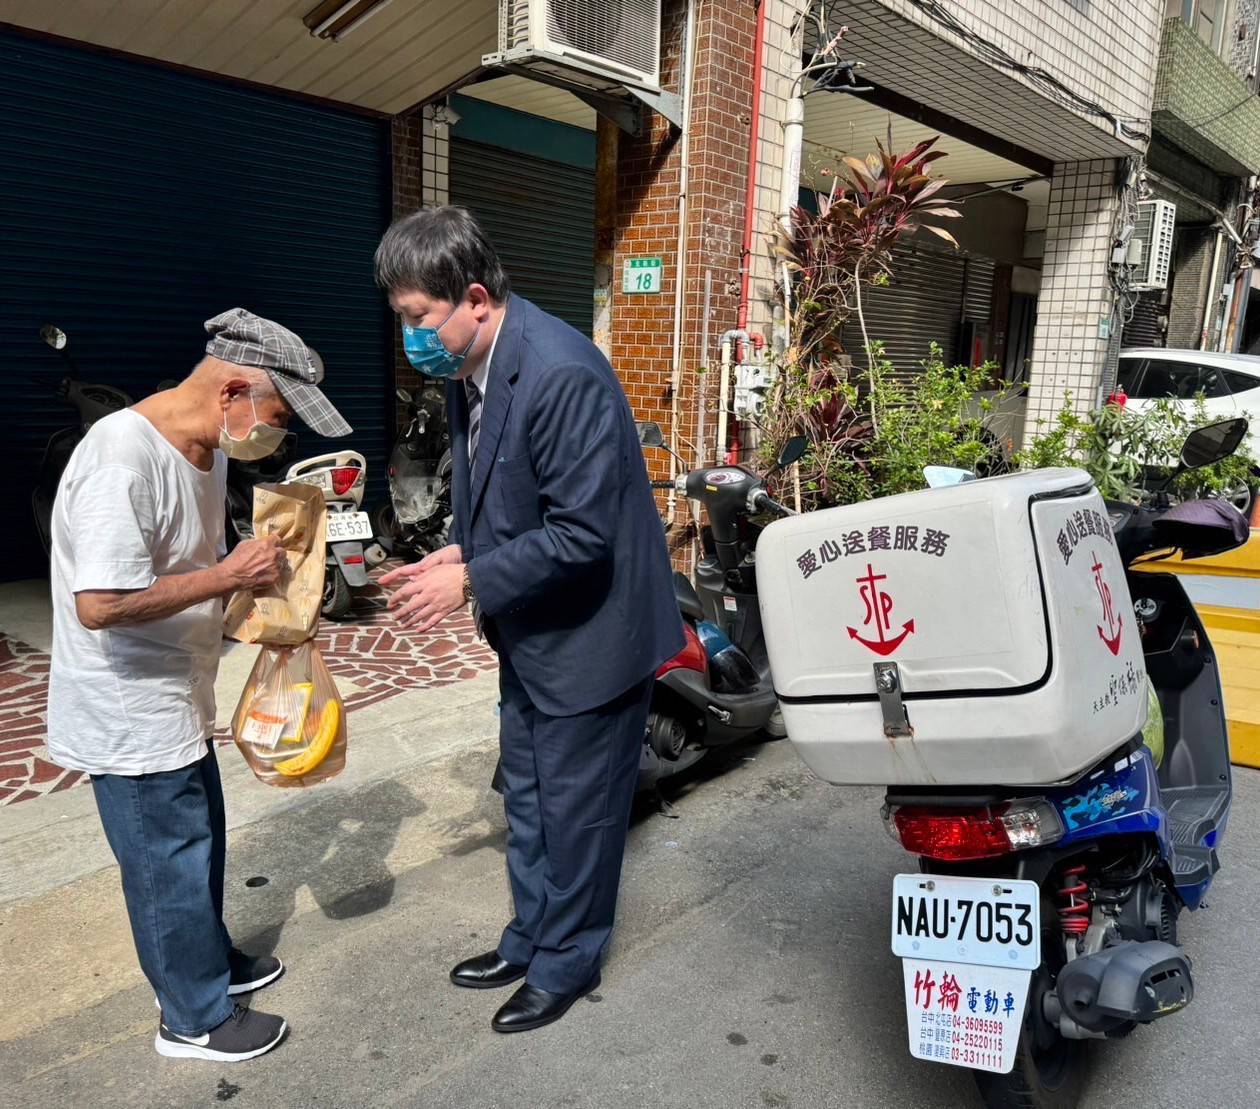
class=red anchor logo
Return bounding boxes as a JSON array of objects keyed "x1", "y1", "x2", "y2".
[
  {"x1": 1092, "y1": 553, "x2": 1123, "y2": 656},
  {"x1": 848, "y1": 564, "x2": 916, "y2": 656}
]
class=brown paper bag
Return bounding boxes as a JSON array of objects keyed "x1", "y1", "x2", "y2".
[{"x1": 224, "y1": 482, "x2": 327, "y2": 645}]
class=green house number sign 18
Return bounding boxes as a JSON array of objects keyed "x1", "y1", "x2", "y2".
[{"x1": 623, "y1": 257, "x2": 663, "y2": 294}]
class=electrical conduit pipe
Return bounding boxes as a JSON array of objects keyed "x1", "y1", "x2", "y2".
[
  {"x1": 666, "y1": 0, "x2": 698, "y2": 525},
  {"x1": 732, "y1": 0, "x2": 769, "y2": 463}
]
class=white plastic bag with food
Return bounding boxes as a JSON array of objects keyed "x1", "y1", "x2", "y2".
[{"x1": 233, "y1": 641, "x2": 346, "y2": 788}]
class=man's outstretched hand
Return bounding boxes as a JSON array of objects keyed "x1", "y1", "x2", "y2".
[{"x1": 381, "y1": 545, "x2": 467, "y2": 632}]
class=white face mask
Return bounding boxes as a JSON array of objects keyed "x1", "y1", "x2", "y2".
[{"x1": 219, "y1": 393, "x2": 287, "y2": 461}]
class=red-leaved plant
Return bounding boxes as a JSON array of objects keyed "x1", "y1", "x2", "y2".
[{"x1": 776, "y1": 135, "x2": 962, "y2": 377}]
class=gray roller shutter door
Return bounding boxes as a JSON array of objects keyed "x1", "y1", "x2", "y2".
[
  {"x1": 449, "y1": 139, "x2": 595, "y2": 336},
  {"x1": 844, "y1": 247, "x2": 994, "y2": 378}
]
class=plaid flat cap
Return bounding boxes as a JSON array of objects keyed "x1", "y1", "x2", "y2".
[{"x1": 204, "y1": 308, "x2": 352, "y2": 438}]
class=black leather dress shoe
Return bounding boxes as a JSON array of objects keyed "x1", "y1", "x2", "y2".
[
  {"x1": 449, "y1": 951, "x2": 529, "y2": 989},
  {"x1": 491, "y1": 974, "x2": 601, "y2": 1033}
]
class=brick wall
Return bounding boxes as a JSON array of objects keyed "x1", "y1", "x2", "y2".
[
  {"x1": 1023, "y1": 159, "x2": 1122, "y2": 439},
  {"x1": 611, "y1": 0, "x2": 757, "y2": 472}
]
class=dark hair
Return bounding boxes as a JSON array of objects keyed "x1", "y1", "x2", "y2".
[{"x1": 374, "y1": 206, "x2": 511, "y2": 303}]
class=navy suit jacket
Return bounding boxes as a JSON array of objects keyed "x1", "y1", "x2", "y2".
[{"x1": 450, "y1": 296, "x2": 684, "y2": 717}]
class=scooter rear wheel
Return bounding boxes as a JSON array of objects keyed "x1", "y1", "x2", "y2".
[
  {"x1": 322, "y1": 567, "x2": 354, "y2": 620},
  {"x1": 972, "y1": 886, "x2": 1087, "y2": 1109}
]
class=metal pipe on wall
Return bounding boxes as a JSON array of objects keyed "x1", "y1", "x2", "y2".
[
  {"x1": 717, "y1": 328, "x2": 750, "y2": 463},
  {"x1": 1201, "y1": 232, "x2": 1224, "y2": 350},
  {"x1": 666, "y1": 0, "x2": 698, "y2": 526},
  {"x1": 736, "y1": 0, "x2": 770, "y2": 348},
  {"x1": 696, "y1": 268, "x2": 713, "y2": 465}
]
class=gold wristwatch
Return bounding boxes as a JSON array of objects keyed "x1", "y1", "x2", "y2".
[{"x1": 462, "y1": 566, "x2": 475, "y2": 604}]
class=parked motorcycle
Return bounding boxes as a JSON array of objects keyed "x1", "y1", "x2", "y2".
[
  {"x1": 31, "y1": 326, "x2": 134, "y2": 555},
  {"x1": 284, "y1": 450, "x2": 384, "y2": 620},
  {"x1": 637, "y1": 421, "x2": 806, "y2": 789},
  {"x1": 373, "y1": 385, "x2": 452, "y2": 560},
  {"x1": 755, "y1": 418, "x2": 1250, "y2": 1108}
]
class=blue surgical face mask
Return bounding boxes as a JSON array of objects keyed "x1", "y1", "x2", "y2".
[{"x1": 401, "y1": 303, "x2": 479, "y2": 379}]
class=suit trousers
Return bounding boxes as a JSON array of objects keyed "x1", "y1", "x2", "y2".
[{"x1": 495, "y1": 649, "x2": 652, "y2": 994}]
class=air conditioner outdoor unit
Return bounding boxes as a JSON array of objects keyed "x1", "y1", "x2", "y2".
[
  {"x1": 486, "y1": 0, "x2": 662, "y2": 92},
  {"x1": 1131, "y1": 199, "x2": 1176, "y2": 292}
]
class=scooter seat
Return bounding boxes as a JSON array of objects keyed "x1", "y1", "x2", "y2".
[{"x1": 673, "y1": 572, "x2": 706, "y2": 623}]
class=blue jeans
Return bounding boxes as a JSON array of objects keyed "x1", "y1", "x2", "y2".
[{"x1": 91, "y1": 741, "x2": 234, "y2": 1036}]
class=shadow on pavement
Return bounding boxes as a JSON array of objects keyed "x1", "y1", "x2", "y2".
[{"x1": 233, "y1": 778, "x2": 427, "y2": 956}]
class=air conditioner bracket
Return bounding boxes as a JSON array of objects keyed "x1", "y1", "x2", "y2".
[{"x1": 486, "y1": 62, "x2": 681, "y2": 136}]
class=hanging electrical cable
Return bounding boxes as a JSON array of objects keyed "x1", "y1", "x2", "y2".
[{"x1": 898, "y1": 0, "x2": 1151, "y2": 143}]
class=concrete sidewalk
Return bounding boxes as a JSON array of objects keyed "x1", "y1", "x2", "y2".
[
  {"x1": 4, "y1": 734, "x2": 1257, "y2": 1109},
  {"x1": 0, "y1": 667, "x2": 500, "y2": 1041}
]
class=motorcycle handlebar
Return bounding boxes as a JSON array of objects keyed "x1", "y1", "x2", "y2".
[
  {"x1": 650, "y1": 480, "x2": 675, "y2": 490},
  {"x1": 754, "y1": 490, "x2": 794, "y2": 517}
]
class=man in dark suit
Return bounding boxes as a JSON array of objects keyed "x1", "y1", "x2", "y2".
[{"x1": 375, "y1": 207, "x2": 683, "y2": 1033}]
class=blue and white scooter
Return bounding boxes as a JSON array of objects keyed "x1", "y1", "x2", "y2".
[{"x1": 757, "y1": 419, "x2": 1250, "y2": 1109}]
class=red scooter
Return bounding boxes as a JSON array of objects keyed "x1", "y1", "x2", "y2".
[{"x1": 638, "y1": 424, "x2": 805, "y2": 789}]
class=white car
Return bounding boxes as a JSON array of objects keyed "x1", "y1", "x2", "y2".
[
  {"x1": 980, "y1": 348, "x2": 1260, "y2": 507},
  {"x1": 1116, "y1": 349, "x2": 1260, "y2": 509},
  {"x1": 1114, "y1": 349, "x2": 1260, "y2": 445}
]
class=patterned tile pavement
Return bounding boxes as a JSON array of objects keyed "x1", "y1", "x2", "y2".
[{"x1": 0, "y1": 566, "x2": 498, "y2": 807}]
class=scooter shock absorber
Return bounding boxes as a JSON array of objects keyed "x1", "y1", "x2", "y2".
[{"x1": 1057, "y1": 865, "x2": 1091, "y2": 936}]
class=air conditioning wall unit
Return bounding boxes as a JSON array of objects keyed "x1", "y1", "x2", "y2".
[
  {"x1": 1131, "y1": 199, "x2": 1176, "y2": 291},
  {"x1": 490, "y1": 0, "x2": 662, "y2": 91}
]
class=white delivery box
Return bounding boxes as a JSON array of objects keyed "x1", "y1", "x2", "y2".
[{"x1": 757, "y1": 468, "x2": 1147, "y2": 786}]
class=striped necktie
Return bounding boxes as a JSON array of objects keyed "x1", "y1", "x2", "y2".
[
  {"x1": 465, "y1": 378, "x2": 483, "y2": 482},
  {"x1": 464, "y1": 377, "x2": 484, "y2": 639}
]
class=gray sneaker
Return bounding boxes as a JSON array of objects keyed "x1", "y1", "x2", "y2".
[
  {"x1": 155, "y1": 1004, "x2": 287, "y2": 1062},
  {"x1": 153, "y1": 950, "x2": 284, "y2": 1011},
  {"x1": 228, "y1": 949, "x2": 284, "y2": 995}
]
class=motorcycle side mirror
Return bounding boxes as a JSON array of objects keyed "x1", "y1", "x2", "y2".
[
  {"x1": 765, "y1": 435, "x2": 808, "y2": 481},
  {"x1": 1180, "y1": 418, "x2": 1248, "y2": 471},
  {"x1": 40, "y1": 325, "x2": 67, "y2": 351},
  {"x1": 923, "y1": 466, "x2": 977, "y2": 488},
  {"x1": 777, "y1": 436, "x2": 807, "y2": 469},
  {"x1": 396, "y1": 388, "x2": 411, "y2": 403},
  {"x1": 637, "y1": 421, "x2": 665, "y2": 448}
]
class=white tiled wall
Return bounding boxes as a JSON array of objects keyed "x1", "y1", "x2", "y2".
[
  {"x1": 748, "y1": 0, "x2": 800, "y2": 337},
  {"x1": 883, "y1": 0, "x2": 1163, "y2": 132},
  {"x1": 1022, "y1": 159, "x2": 1121, "y2": 439},
  {"x1": 422, "y1": 106, "x2": 450, "y2": 207}
]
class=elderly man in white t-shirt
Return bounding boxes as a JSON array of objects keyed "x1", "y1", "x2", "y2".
[{"x1": 46, "y1": 308, "x2": 351, "y2": 1063}]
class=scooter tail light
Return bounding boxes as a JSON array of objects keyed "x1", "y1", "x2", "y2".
[
  {"x1": 656, "y1": 622, "x2": 707, "y2": 679},
  {"x1": 885, "y1": 800, "x2": 1063, "y2": 862},
  {"x1": 330, "y1": 467, "x2": 362, "y2": 495}
]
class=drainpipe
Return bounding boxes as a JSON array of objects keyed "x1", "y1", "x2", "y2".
[
  {"x1": 733, "y1": 0, "x2": 770, "y2": 459},
  {"x1": 779, "y1": 96, "x2": 804, "y2": 233},
  {"x1": 666, "y1": 0, "x2": 698, "y2": 526},
  {"x1": 1223, "y1": 177, "x2": 1258, "y2": 352},
  {"x1": 717, "y1": 329, "x2": 750, "y2": 464},
  {"x1": 1201, "y1": 232, "x2": 1224, "y2": 350}
]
